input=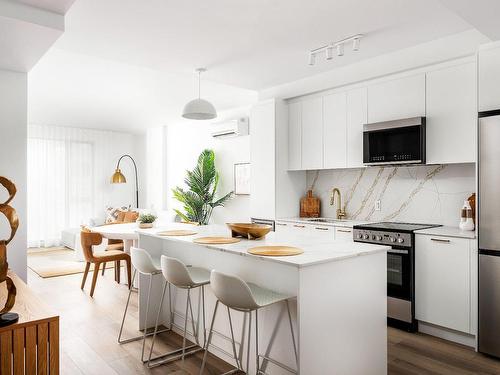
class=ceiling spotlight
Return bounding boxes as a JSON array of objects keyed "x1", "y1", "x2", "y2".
[
  {"x1": 352, "y1": 37, "x2": 360, "y2": 51},
  {"x1": 336, "y1": 44, "x2": 344, "y2": 56},
  {"x1": 326, "y1": 46, "x2": 334, "y2": 60},
  {"x1": 308, "y1": 52, "x2": 316, "y2": 66}
]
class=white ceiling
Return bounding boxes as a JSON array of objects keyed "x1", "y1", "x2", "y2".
[
  {"x1": 28, "y1": 48, "x2": 257, "y2": 133},
  {"x1": 16, "y1": 0, "x2": 76, "y2": 14},
  {"x1": 52, "y1": 0, "x2": 475, "y2": 90},
  {"x1": 28, "y1": 0, "x2": 495, "y2": 133},
  {"x1": 0, "y1": 0, "x2": 75, "y2": 72}
]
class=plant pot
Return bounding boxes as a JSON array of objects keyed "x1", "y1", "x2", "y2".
[{"x1": 138, "y1": 222, "x2": 154, "y2": 229}]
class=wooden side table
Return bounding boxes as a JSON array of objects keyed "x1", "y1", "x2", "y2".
[{"x1": 0, "y1": 272, "x2": 59, "y2": 374}]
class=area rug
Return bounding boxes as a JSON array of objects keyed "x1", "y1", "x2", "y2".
[{"x1": 27, "y1": 247, "x2": 119, "y2": 278}]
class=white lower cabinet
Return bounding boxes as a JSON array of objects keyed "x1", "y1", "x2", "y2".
[
  {"x1": 415, "y1": 234, "x2": 475, "y2": 334},
  {"x1": 274, "y1": 221, "x2": 337, "y2": 239},
  {"x1": 335, "y1": 226, "x2": 353, "y2": 241}
]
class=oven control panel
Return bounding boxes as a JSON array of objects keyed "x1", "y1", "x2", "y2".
[{"x1": 352, "y1": 229, "x2": 412, "y2": 248}]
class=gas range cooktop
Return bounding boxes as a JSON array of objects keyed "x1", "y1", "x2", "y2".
[{"x1": 354, "y1": 222, "x2": 441, "y2": 233}]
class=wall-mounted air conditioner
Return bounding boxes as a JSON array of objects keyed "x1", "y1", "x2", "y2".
[{"x1": 210, "y1": 117, "x2": 249, "y2": 139}]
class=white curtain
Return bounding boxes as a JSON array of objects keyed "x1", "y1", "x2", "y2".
[{"x1": 28, "y1": 125, "x2": 141, "y2": 247}]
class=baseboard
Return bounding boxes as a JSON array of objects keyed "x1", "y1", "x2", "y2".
[{"x1": 418, "y1": 321, "x2": 476, "y2": 348}]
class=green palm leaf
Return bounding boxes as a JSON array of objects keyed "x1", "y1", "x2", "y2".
[{"x1": 172, "y1": 149, "x2": 234, "y2": 225}]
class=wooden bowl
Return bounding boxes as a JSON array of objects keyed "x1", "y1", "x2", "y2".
[{"x1": 226, "y1": 223, "x2": 272, "y2": 240}]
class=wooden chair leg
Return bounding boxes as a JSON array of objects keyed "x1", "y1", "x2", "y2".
[
  {"x1": 81, "y1": 262, "x2": 91, "y2": 290},
  {"x1": 102, "y1": 262, "x2": 106, "y2": 276},
  {"x1": 116, "y1": 260, "x2": 121, "y2": 284},
  {"x1": 126, "y1": 258, "x2": 132, "y2": 289},
  {"x1": 90, "y1": 262, "x2": 100, "y2": 297}
]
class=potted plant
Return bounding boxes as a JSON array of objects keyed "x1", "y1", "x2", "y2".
[
  {"x1": 138, "y1": 213, "x2": 157, "y2": 229},
  {"x1": 173, "y1": 149, "x2": 233, "y2": 225}
]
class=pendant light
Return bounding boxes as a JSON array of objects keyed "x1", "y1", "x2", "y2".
[{"x1": 182, "y1": 68, "x2": 217, "y2": 120}]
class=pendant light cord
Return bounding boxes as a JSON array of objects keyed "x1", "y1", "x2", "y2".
[{"x1": 198, "y1": 70, "x2": 201, "y2": 99}]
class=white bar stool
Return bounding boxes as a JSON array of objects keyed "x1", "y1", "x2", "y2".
[
  {"x1": 147, "y1": 255, "x2": 210, "y2": 368},
  {"x1": 200, "y1": 270, "x2": 298, "y2": 375},
  {"x1": 118, "y1": 247, "x2": 169, "y2": 362}
]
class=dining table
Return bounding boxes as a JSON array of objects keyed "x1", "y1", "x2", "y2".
[{"x1": 91, "y1": 222, "x2": 140, "y2": 253}]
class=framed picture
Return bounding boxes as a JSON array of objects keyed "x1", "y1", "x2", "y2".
[{"x1": 234, "y1": 163, "x2": 250, "y2": 195}]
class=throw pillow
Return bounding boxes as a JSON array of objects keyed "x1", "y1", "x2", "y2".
[
  {"x1": 124, "y1": 211, "x2": 139, "y2": 223},
  {"x1": 105, "y1": 205, "x2": 129, "y2": 224}
]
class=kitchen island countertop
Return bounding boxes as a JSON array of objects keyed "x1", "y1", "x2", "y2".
[{"x1": 138, "y1": 223, "x2": 388, "y2": 268}]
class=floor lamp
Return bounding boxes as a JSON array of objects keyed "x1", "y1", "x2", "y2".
[{"x1": 111, "y1": 154, "x2": 139, "y2": 208}]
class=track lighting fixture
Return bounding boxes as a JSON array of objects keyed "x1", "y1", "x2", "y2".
[
  {"x1": 308, "y1": 52, "x2": 316, "y2": 66},
  {"x1": 326, "y1": 45, "x2": 334, "y2": 60},
  {"x1": 353, "y1": 37, "x2": 360, "y2": 51},
  {"x1": 336, "y1": 44, "x2": 344, "y2": 57},
  {"x1": 308, "y1": 34, "x2": 363, "y2": 66}
]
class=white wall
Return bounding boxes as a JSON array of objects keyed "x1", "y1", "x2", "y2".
[
  {"x1": 306, "y1": 164, "x2": 475, "y2": 227},
  {"x1": 0, "y1": 70, "x2": 27, "y2": 280},
  {"x1": 165, "y1": 109, "x2": 251, "y2": 224}
]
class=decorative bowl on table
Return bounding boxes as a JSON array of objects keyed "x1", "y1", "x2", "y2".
[
  {"x1": 226, "y1": 223, "x2": 272, "y2": 240},
  {"x1": 138, "y1": 222, "x2": 154, "y2": 229}
]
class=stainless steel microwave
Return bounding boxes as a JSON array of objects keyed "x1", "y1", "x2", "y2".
[{"x1": 363, "y1": 117, "x2": 426, "y2": 166}]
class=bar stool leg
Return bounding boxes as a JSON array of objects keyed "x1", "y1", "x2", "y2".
[
  {"x1": 255, "y1": 309, "x2": 260, "y2": 375},
  {"x1": 227, "y1": 307, "x2": 242, "y2": 371},
  {"x1": 182, "y1": 288, "x2": 191, "y2": 361},
  {"x1": 200, "y1": 300, "x2": 220, "y2": 375},
  {"x1": 188, "y1": 288, "x2": 199, "y2": 345},
  {"x1": 147, "y1": 279, "x2": 168, "y2": 365},
  {"x1": 140, "y1": 274, "x2": 153, "y2": 362},
  {"x1": 286, "y1": 300, "x2": 298, "y2": 367},
  {"x1": 168, "y1": 282, "x2": 173, "y2": 329},
  {"x1": 201, "y1": 285, "x2": 206, "y2": 347},
  {"x1": 246, "y1": 311, "x2": 252, "y2": 373},
  {"x1": 118, "y1": 270, "x2": 137, "y2": 343}
]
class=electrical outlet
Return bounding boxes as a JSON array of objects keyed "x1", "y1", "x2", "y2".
[{"x1": 375, "y1": 200, "x2": 381, "y2": 211}]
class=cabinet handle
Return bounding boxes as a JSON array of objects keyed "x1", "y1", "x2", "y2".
[
  {"x1": 315, "y1": 227, "x2": 329, "y2": 231},
  {"x1": 294, "y1": 224, "x2": 305, "y2": 228},
  {"x1": 276, "y1": 223, "x2": 287, "y2": 226},
  {"x1": 431, "y1": 238, "x2": 451, "y2": 243},
  {"x1": 337, "y1": 229, "x2": 352, "y2": 233}
]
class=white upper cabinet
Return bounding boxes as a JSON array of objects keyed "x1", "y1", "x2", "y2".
[
  {"x1": 367, "y1": 74, "x2": 425, "y2": 123},
  {"x1": 426, "y1": 63, "x2": 476, "y2": 164},
  {"x1": 301, "y1": 97, "x2": 323, "y2": 169},
  {"x1": 479, "y1": 45, "x2": 500, "y2": 111},
  {"x1": 323, "y1": 92, "x2": 347, "y2": 169},
  {"x1": 288, "y1": 101, "x2": 302, "y2": 170},
  {"x1": 346, "y1": 87, "x2": 367, "y2": 168}
]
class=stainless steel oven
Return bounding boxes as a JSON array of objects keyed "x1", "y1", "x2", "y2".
[
  {"x1": 363, "y1": 117, "x2": 426, "y2": 165},
  {"x1": 353, "y1": 222, "x2": 440, "y2": 332}
]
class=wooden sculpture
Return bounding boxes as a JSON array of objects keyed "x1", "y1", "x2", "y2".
[{"x1": 0, "y1": 176, "x2": 19, "y2": 326}]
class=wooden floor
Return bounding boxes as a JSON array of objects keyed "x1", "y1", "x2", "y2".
[{"x1": 27, "y1": 268, "x2": 500, "y2": 375}]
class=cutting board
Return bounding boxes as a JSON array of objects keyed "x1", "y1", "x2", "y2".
[
  {"x1": 157, "y1": 230, "x2": 197, "y2": 236},
  {"x1": 248, "y1": 246, "x2": 304, "y2": 256},
  {"x1": 193, "y1": 237, "x2": 241, "y2": 245}
]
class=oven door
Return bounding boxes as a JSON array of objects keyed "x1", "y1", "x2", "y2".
[
  {"x1": 387, "y1": 249, "x2": 411, "y2": 300},
  {"x1": 363, "y1": 117, "x2": 425, "y2": 165}
]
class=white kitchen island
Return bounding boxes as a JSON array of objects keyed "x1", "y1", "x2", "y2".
[{"x1": 136, "y1": 224, "x2": 388, "y2": 375}]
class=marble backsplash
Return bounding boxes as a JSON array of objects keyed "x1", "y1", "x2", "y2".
[{"x1": 306, "y1": 164, "x2": 475, "y2": 227}]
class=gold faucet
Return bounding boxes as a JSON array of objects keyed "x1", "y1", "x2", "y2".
[{"x1": 330, "y1": 188, "x2": 346, "y2": 220}]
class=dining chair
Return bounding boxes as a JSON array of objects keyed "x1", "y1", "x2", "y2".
[{"x1": 80, "y1": 230, "x2": 132, "y2": 297}]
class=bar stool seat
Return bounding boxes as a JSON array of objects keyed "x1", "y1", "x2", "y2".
[
  {"x1": 186, "y1": 267, "x2": 211, "y2": 285},
  {"x1": 247, "y1": 283, "x2": 291, "y2": 308}
]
